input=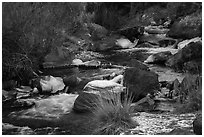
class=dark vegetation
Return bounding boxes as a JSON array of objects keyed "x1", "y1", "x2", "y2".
[{"x1": 2, "y1": 2, "x2": 201, "y2": 84}]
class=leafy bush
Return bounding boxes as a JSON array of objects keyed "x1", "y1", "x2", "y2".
[
  {"x1": 2, "y1": 2, "x2": 89, "y2": 83},
  {"x1": 92, "y1": 91, "x2": 138, "y2": 135}
]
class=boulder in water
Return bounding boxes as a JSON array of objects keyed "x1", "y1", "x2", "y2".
[
  {"x1": 40, "y1": 76, "x2": 65, "y2": 94},
  {"x1": 136, "y1": 42, "x2": 157, "y2": 48},
  {"x1": 73, "y1": 75, "x2": 125, "y2": 113},
  {"x1": 177, "y1": 37, "x2": 201, "y2": 50},
  {"x1": 123, "y1": 68, "x2": 159, "y2": 102},
  {"x1": 117, "y1": 26, "x2": 144, "y2": 42},
  {"x1": 144, "y1": 51, "x2": 172, "y2": 64},
  {"x1": 72, "y1": 59, "x2": 83, "y2": 65},
  {"x1": 6, "y1": 93, "x2": 79, "y2": 126},
  {"x1": 166, "y1": 41, "x2": 202, "y2": 72},
  {"x1": 91, "y1": 36, "x2": 119, "y2": 52},
  {"x1": 127, "y1": 59, "x2": 149, "y2": 71},
  {"x1": 115, "y1": 38, "x2": 138, "y2": 49}
]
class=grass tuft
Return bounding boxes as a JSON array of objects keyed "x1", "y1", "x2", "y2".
[{"x1": 92, "y1": 91, "x2": 139, "y2": 135}]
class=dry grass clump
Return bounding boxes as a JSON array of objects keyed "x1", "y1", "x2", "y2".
[{"x1": 92, "y1": 91, "x2": 138, "y2": 135}]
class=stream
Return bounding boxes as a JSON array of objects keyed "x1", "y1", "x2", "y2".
[{"x1": 2, "y1": 47, "x2": 197, "y2": 135}]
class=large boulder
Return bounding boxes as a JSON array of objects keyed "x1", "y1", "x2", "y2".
[
  {"x1": 116, "y1": 26, "x2": 144, "y2": 42},
  {"x1": 73, "y1": 77, "x2": 125, "y2": 113},
  {"x1": 166, "y1": 41, "x2": 202, "y2": 72},
  {"x1": 177, "y1": 37, "x2": 201, "y2": 50},
  {"x1": 40, "y1": 76, "x2": 65, "y2": 94},
  {"x1": 123, "y1": 68, "x2": 159, "y2": 102},
  {"x1": 193, "y1": 114, "x2": 202, "y2": 135},
  {"x1": 127, "y1": 59, "x2": 149, "y2": 71},
  {"x1": 144, "y1": 51, "x2": 172, "y2": 64},
  {"x1": 73, "y1": 91, "x2": 101, "y2": 113},
  {"x1": 167, "y1": 13, "x2": 202, "y2": 39},
  {"x1": 4, "y1": 94, "x2": 79, "y2": 129},
  {"x1": 139, "y1": 33, "x2": 177, "y2": 47},
  {"x1": 90, "y1": 36, "x2": 120, "y2": 52},
  {"x1": 115, "y1": 38, "x2": 139, "y2": 49}
]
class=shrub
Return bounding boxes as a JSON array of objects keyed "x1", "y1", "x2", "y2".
[
  {"x1": 92, "y1": 91, "x2": 138, "y2": 135},
  {"x1": 2, "y1": 2, "x2": 89, "y2": 83}
]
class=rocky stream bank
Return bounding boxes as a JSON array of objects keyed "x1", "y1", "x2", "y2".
[{"x1": 2, "y1": 24, "x2": 202, "y2": 135}]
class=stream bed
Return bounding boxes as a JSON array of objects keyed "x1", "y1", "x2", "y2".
[{"x1": 2, "y1": 47, "x2": 198, "y2": 135}]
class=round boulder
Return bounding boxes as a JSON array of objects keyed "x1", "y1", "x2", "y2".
[
  {"x1": 123, "y1": 68, "x2": 159, "y2": 102},
  {"x1": 73, "y1": 78, "x2": 125, "y2": 113},
  {"x1": 144, "y1": 51, "x2": 172, "y2": 64}
]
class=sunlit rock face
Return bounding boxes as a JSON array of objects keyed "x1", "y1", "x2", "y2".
[{"x1": 5, "y1": 94, "x2": 78, "y2": 128}]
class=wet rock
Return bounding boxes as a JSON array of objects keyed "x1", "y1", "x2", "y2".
[
  {"x1": 166, "y1": 41, "x2": 202, "y2": 72},
  {"x1": 40, "y1": 76, "x2": 65, "y2": 94},
  {"x1": 139, "y1": 33, "x2": 178, "y2": 48},
  {"x1": 177, "y1": 37, "x2": 201, "y2": 50},
  {"x1": 144, "y1": 26, "x2": 169, "y2": 34},
  {"x1": 144, "y1": 51, "x2": 172, "y2": 64},
  {"x1": 158, "y1": 39, "x2": 178, "y2": 48},
  {"x1": 167, "y1": 13, "x2": 202, "y2": 39},
  {"x1": 139, "y1": 33, "x2": 161, "y2": 45},
  {"x1": 72, "y1": 59, "x2": 83, "y2": 65},
  {"x1": 136, "y1": 42, "x2": 157, "y2": 48},
  {"x1": 63, "y1": 75, "x2": 81, "y2": 87},
  {"x1": 91, "y1": 36, "x2": 120, "y2": 52},
  {"x1": 73, "y1": 91, "x2": 100, "y2": 113},
  {"x1": 63, "y1": 75, "x2": 82, "y2": 93},
  {"x1": 83, "y1": 60, "x2": 101, "y2": 66},
  {"x1": 127, "y1": 59, "x2": 149, "y2": 71},
  {"x1": 115, "y1": 38, "x2": 138, "y2": 49},
  {"x1": 123, "y1": 68, "x2": 159, "y2": 102},
  {"x1": 116, "y1": 26, "x2": 144, "y2": 42},
  {"x1": 6, "y1": 94, "x2": 78, "y2": 127},
  {"x1": 3, "y1": 97, "x2": 35, "y2": 111},
  {"x1": 193, "y1": 114, "x2": 202, "y2": 135},
  {"x1": 2, "y1": 123, "x2": 34, "y2": 135}
]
